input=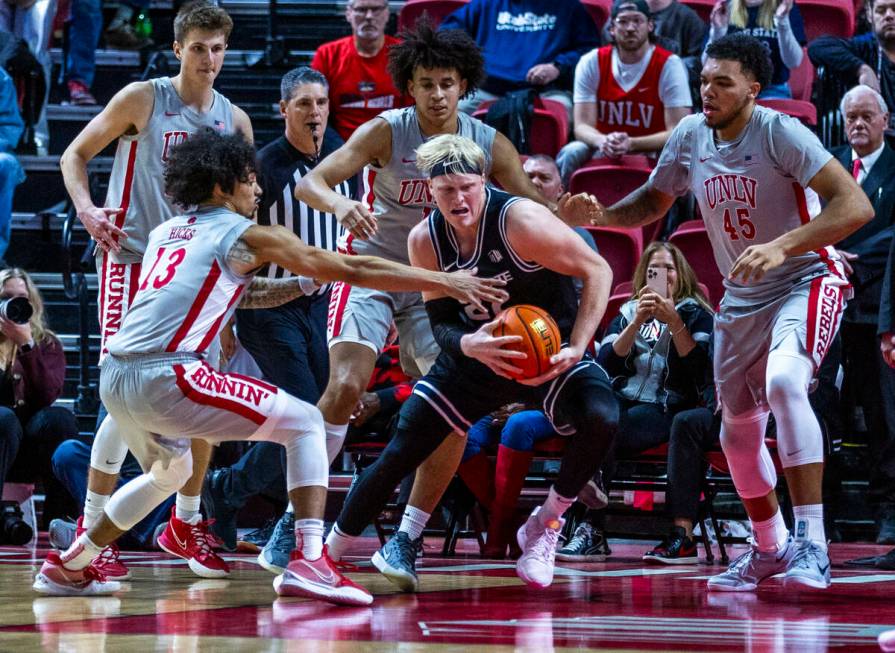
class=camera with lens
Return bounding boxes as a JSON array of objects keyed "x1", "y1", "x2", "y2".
[
  {"x1": 0, "y1": 500, "x2": 33, "y2": 545},
  {"x1": 0, "y1": 296, "x2": 32, "y2": 325}
]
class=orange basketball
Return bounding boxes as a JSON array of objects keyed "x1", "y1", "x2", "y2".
[{"x1": 493, "y1": 304, "x2": 562, "y2": 380}]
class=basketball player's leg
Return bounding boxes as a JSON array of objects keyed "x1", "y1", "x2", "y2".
[
  {"x1": 317, "y1": 283, "x2": 391, "y2": 460},
  {"x1": 516, "y1": 362, "x2": 620, "y2": 588}
]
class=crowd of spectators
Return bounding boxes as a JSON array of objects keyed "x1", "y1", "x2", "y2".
[{"x1": 4, "y1": 0, "x2": 895, "y2": 567}]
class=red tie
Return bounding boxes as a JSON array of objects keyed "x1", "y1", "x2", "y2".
[{"x1": 853, "y1": 158, "x2": 862, "y2": 180}]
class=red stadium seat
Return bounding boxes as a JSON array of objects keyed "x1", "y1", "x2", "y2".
[
  {"x1": 580, "y1": 0, "x2": 613, "y2": 30},
  {"x1": 667, "y1": 221, "x2": 724, "y2": 306},
  {"x1": 474, "y1": 98, "x2": 569, "y2": 157},
  {"x1": 568, "y1": 154, "x2": 653, "y2": 206},
  {"x1": 788, "y1": 48, "x2": 815, "y2": 103},
  {"x1": 597, "y1": 291, "x2": 631, "y2": 337},
  {"x1": 679, "y1": 0, "x2": 714, "y2": 22},
  {"x1": 797, "y1": 0, "x2": 854, "y2": 41},
  {"x1": 757, "y1": 98, "x2": 817, "y2": 126},
  {"x1": 586, "y1": 224, "x2": 643, "y2": 293},
  {"x1": 398, "y1": 0, "x2": 469, "y2": 31}
]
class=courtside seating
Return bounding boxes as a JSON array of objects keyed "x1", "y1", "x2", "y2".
[
  {"x1": 797, "y1": 0, "x2": 854, "y2": 41},
  {"x1": 597, "y1": 291, "x2": 631, "y2": 337},
  {"x1": 585, "y1": 225, "x2": 643, "y2": 290},
  {"x1": 473, "y1": 98, "x2": 569, "y2": 158},
  {"x1": 580, "y1": 0, "x2": 613, "y2": 30},
  {"x1": 569, "y1": 155, "x2": 654, "y2": 206},
  {"x1": 757, "y1": 98, "x2": 817, "y2": 126},
  {"x1": 397, "y1": 0, "x2": 469, "y2": 31},
  {"x1": 667, "y1": 220, "x2": 724, "y2": 306},
  {"x1": 788, "y1": 48, "x2": 815, "y2": 103}
]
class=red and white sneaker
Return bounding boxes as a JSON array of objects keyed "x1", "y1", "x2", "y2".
[
  {"x1": 33, "y1": 551, "x2": 121, "y2": 596},
  {"x1": 157, "y1": 508, "x2": 230, "y2": 578},
  {"x1": 273, "y1": 546, "x2": 373, "y2": 606},
  {"x1": 75, "y1": 517, "x2": 131, "y2": 581}
]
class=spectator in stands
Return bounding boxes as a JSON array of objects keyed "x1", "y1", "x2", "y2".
[
  {"x1": 0, "y1": 268, "x2": 79, "y2": 527},
  {"x1": 556, "y1": 0, "x2": 692, "y2": 187},
  {"x1": 0, "y1": 66, "x2": 23, "y2": 264},
  {"x1": 705, "y1": 0, "x2": 807, "y2": 98},
  {"x1": 556, "y1": 241, "x2": 714, "y2": 562},
  {"x1": 311, "y1": 0, "x2": 409, "y2": 142},
  {"x1": 809, "y1": 0, "x2": 895, "y2": 129},
  {"x1": 203, "y1": 67, "x2": 356, "y2": 575},
  {"x1": 440, "y1": 0, "x2": 599, "y2": 116},
  {"x1": 64, "y1": 0, "x2": 101, "y2": 105},
  {"x1": 830, "y1": 85, "x2": 895, "y2": 544},
  {"x1": 0, "y1": 0, "x2": 56, "y2": 154},
  {"x1": 104, "y1": 0, "x2": 152, "y2": 50}
]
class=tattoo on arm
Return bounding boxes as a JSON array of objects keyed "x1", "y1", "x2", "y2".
[
  {"x1": 239, "y1": 277, "x2": 306, "y2": 309},
  {"x1": 607, "y1": 185, "x2": 660, "y2": 228},
  {"x1": 226, "y1": 237, "x2": 261, "y2": 273}
]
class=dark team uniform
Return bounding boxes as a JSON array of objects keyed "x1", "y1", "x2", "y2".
[{"x1": 334, "y1": 190, "x2": 620, "y2": 536}]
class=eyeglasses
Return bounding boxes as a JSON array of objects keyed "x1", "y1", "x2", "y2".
[{"x1": 350, "y1": 5, "x2": 387, "y2": 15}]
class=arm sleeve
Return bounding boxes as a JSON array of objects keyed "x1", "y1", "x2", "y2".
[
  {"x1": 774, "y1": 10, "x2": 804, "y2": 70},
  {"x1": 807, "y1": 35, "x2": 872, "y2": 78},
  {"x1": 596, "y1": 313, "x2": 630, "y2": 375},
  {"x1": 766, "y1": 113, "x2": 833, "y2": 187},
  {"x1": 18, "y1": 337, "x2": 66, "y2": 410},
  {"x1": 573, "y1": 50, "x2": 600, "y2": 104},
  {"x1": 425, "y1": 297, "x2": 468, "y2": 357},
  {"x1": 659, "y1": 55, "x2": 694, "y2": 108},
  {"x1": 648, "y1": 116, "x2": 695, "y2": 197}
]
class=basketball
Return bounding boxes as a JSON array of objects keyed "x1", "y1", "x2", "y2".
[{"x1": 494, "y1": 304, "x2": 562, "y2": 380}]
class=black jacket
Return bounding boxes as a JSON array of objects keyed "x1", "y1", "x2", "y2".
[{"x1": 832, "y1": 143, "x2": 895, "y2": 324}]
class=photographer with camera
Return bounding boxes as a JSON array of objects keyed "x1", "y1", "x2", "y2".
[{"x1": 0, "y1": 268, "x2": 78, "y2": 540}]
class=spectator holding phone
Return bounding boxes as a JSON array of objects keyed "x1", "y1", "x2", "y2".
[{"x1": 556, "y1": 241, "x2": 714, "y2": 562}]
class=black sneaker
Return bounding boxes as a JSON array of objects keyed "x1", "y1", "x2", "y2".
[
  {"x1": 238, "y1": 517, "x2": 278, "y2": 552},
  {"x1": 555, "y1": 522, "x2": 610, "y2": 562},
  {"x1": 643, "y1": 526, "x2": 698, "y2": 564},
  {"x1": 371, "y1": 531, "x2": 421, "y2": 592},
  {"x1": 200, "y1": 469, "x2": 238, "y2": 552}
]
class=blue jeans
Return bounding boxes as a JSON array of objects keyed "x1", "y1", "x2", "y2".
[
  {"x1": 220, "y1": 293, "x2": 330, "y2": 507},
  {"x1": 0, "y1": 152, "x2": 24, "y2": 260},
  {"x1": 463, "y1": 410, "x2": 558, "y2": 461},
  {"x1": 65, "y1": 0, "x2": 102, "y2": 87},
  {"x1": 51, "y1": 439, "x2": 173, "y2": 548}
]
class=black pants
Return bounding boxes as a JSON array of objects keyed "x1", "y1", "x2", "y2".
[
  {"x1": 2, "y1": 405, "x2": 79, "y2": 526},
  {"x1": 221, "y1": 293, "x2": 330, "y2": 507},
  {"x1": 666, "y1": 407, "x2": 721, "y2": 523},
  {"x1": 336, "y1": 356, "x2": 620, "y2": 536}
]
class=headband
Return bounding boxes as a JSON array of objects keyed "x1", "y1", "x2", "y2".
[{"x1": 428, "y1": 158, "x2": 484, "y2": 179}]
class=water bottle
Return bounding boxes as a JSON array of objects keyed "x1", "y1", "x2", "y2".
[{"x1": 134, "y1": 11, "x2": 153, "y2": 40}]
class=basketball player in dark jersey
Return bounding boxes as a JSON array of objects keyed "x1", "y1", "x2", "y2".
[{"x1": 324, "y1": 134, "x2": 620, "y2": 591}]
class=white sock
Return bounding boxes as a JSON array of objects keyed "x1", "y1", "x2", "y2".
[
  {"x1": 398, "y1": 506, "x2": 429, "y2": 541},
  {"x1": 61, "y1": 533, "x2": 103, "y2": 570},
  {"x1": 752, "y1": 509, "x2": 790, "y2": 552},
  {"x1": 324, "y1": 421, "x2": 349, "y2": 464},
  {"x1": 325, "y1": 524, "x2": 359, "y2": 561},
  {"x1": 83, "y1": 490, "x2": 109, "y2": 529},
  {"x1": 175, "y1": 493, "x2": 201, "y2": 523},
  {"x1": 285, "y1": 503, "x2": 294, "y2": 514},
  {"x1": 793, "y1": 504, "x2": 827, "y2": 550},
  {"x1": 295, "y1": 518, "x2": 324, "y2": 560},
  {"x1": 539, "y1": 487, "x2": 574, "y2": 529}
]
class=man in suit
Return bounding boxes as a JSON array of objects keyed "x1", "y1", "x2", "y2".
[{"x1": 832, "y1": 84, "x2": 895, "y2": 551}]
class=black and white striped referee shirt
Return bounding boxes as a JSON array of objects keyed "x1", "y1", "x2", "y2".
[{"x1": 255, "y1": 128, "x2": 356, "y2": 292}]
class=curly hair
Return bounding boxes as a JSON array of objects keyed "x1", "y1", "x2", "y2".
[
  {"x1": 387, "y1": 18, "x2": 485, "y2": 99},
  {"x1": 705, "y1": 33, "x2": 773, "y2": 90},
  {"x1": 164, "y1": 129, "x2": 255, "y2": 209}
]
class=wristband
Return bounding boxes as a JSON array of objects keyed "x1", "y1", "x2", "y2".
[{"x1": 298, "y1": 276, "x2": 321, "y2": 295}]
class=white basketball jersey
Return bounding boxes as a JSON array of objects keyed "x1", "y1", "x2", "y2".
[
  {"x1": 106, "y1": 207, "x2": 253, "y2": 356},
  {"x1": 105, "y1": 77, "x2": 234, "y2": 264}
]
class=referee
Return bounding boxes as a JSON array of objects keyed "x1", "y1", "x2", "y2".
[{"x1": 205, "y1": 67, "x2": 356, "y2": 569}]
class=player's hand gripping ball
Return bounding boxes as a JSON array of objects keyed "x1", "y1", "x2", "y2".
[{"x1": 494, "y1": 304, "x2": 561, "y2": 380}]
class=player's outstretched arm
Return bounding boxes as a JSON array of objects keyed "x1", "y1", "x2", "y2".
[
  {"x1": 505, "y1": 200, "x2": 614, "y2": 385},
  {"x1": 238, "y1": 224, "x2": 508, "y2": 311},
  {"x1": 293, "y1": 118, "x2": 390, "y2": 240},
  {"x1": 60, "y1": 81, "x2": 155, "y2": 252},
  {"x1": 599, "y1": 181, "x2": 677, "y2": 229},
  {"x1": 729, "y1": 159, "x2": 874, "y2": 283}
]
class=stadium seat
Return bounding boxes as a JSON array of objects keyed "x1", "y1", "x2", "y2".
[
  {"x1": 679, "y1": 0, "x2": 714, "y2": 22},
  {"x1": 586, "y1": 225, "x2": 643, "y2": 287},
  {"x1": 797, "y1": 0, "x2": 854, "y2": 41},
  {"x1": 473, "y1": 98, "x2": 569, "y2": 157},
  {"x1": 597, "y1": 291, "x2": 631, "y2": 337},
  {"x1": 757, "y1": 98, "x2": 817, "y2": 126},
  {"x1": 397, "y1": 0, "x2": 469, "y2": 31},
  {"x1": 667, "y1": 221, "x2": 724, "y2": 306},
  {"x1": 568, "y1": 154, "x2": 653, "y2": 206},
  {"x1": 580, "y1": 0, "x2": 613, "y2": 30},
  {"x1": 788, "y1": 48, "x2": 815, "y2": 103}
]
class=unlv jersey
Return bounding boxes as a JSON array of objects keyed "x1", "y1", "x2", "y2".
[
  {"x1": 346, "y1": 107, "x2": 496, "y2": 264},
  {"x1": 596, "y1": 44, "x2": 671, "y2": 137},
  {"x1": 105, "y1": 77, "x2": 234, "y2": 264},
  {"x1": 106, "y1": 207, "x2": 253, "y2": 356},
  {"x1": 427, "y1": 188, "x2": 578, "y2": 341}
]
